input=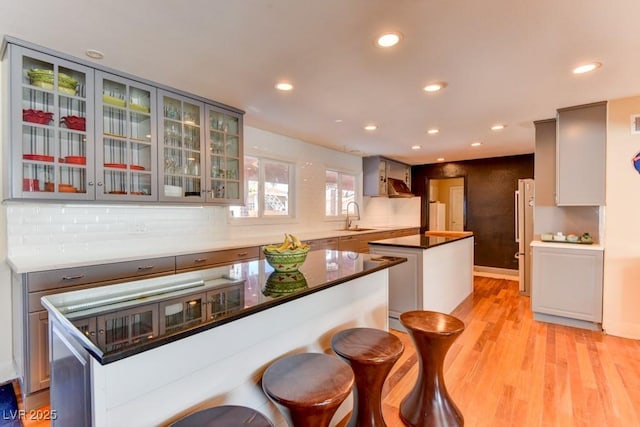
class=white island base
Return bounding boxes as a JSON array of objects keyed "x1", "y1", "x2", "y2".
[
  {"x1": 50, "y1": 271, "x2": 389, "y2": 427},
  {"x1": 370, "y1": 235, "x2": 474, "y2": 330}
]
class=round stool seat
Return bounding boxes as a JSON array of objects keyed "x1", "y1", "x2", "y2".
[
  {"x1": 400, "y1": 310, "x2": 465, "y2": 427},
  {"x1": 171, "y1": 405, "x2": 274, "y2": 427},
  {"x1": 331, "y1": 327, "x2": 404, "y2": 427},
  {"x1": 262, "y1": 353, "x2": 354, "y2": 427}
]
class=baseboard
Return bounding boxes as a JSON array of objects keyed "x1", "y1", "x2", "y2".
[
  {"x1": 534, "y1": 312, "x2": 602, "y2": 331},
  {"x1": 0, "y1": 360, "x2": 17, "y2": 386},
  {"x1": 473, "y1": 266, "x2": 518, "y2": 281}
]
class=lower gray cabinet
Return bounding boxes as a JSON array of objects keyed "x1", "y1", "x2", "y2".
[
  {"x1": 50, "y1": 319, "x2": 92, "y2": 427},
  {"x1": 96, "y1": 303, "x2": 159, "y2": 352},
  {"x1": 207, "y1": 282, "x2": 244, "y2": 320},
  {"x1": 159, "y1": 293, "x2": 208, "y2": 334},
  {"x1": 303, "y1": 237, "x2": 339, "y2": 251},
  {"x1": 531, "y1": 244, "x2": 604, "y2": 327}
]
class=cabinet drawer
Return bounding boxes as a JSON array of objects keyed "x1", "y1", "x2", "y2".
[
  {"x1": 176, "y1": 247, "x2": 259, "y2": 271},
  {"x1": 304, "y1": 238, "x2": 339, "y2": 251},
  {"x1": 26, "y1": 257, "x2": 176, "y2": 293},
  {"x1": 27, "y1": 268, "x2": 174, "y2": 313}
]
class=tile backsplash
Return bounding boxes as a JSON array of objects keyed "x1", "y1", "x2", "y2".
[
  {"x1": 534, "y1": 205, "x2": 601, "y2": 241},
  {"x1": 6, "y1": 198, "x2": 421, "y2": 259},
  {"x1": 6, "y1": 203, "x2": 229, "y2": 257},
  {"x1": 4, "y1": 126, "x2": 420, "y2": 260}
]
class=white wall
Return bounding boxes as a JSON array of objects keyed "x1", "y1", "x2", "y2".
[
  {"x1": 602, "y1": 95, "x2": 640, "y2": 338},
  {"x1": 0, "y1": 124, "x2": 420, "y2": 383}
]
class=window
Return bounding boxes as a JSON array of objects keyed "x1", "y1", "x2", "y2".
[
  {"x1": 230, "y1": 156, "x2": 293, "y2": 218},
  {"x1": 325, "y1": 170, "x2": 356, "y2": 217}
]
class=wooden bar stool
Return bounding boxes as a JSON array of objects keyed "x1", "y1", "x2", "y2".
[
  {"x1": 331, "y1": 327, "x2": 404, "y2": 427},
  {"x1": 170, "y1": 405, "x2": 274, "y2": 427},
  {"x1": 399, "y1": 310, "x2": 465, "y2": 427},
  {"x1": 262, "y1": 352, "x2": 354, "y2": 427}
]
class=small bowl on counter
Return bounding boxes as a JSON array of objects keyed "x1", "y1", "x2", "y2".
[{"x1": 263, "y1": 248, "x2": 309, "y2": 272}]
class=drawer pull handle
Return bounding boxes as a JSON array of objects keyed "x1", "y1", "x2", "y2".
[
  {"x1": 236, "y1": 252, "x2": 248, "y2": 257},
  {"x1": 194, "y1": 258, "x2": 208, "y2": 263},
  {"x1": 137, "y1": 265, "x2": 155, "y2": 271},
  {"x1": 62, "y1": 274, "x2": 85, "y2": 281}
]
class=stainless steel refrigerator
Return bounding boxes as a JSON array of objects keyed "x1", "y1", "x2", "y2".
[{"x1": 515, "y1": 179, "x2": 534, "y2": 295}]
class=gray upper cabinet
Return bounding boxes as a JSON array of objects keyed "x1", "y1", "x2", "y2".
[
  {"x1": 533, "y1": 119, "x2": 556, "y2": 206},
  {"x1": 556, "y1": 101, "x2": 607, "y2": 206},
  {"x1": 363, "y1": 156, "x2": 411, "y2": 196},
  {"x1": 3, "y1": 37, "x2": 244, "y2": 205},
  {"x1": 95, "y1": 71, "x2": 157, "y2": 201},
  {"x1": 6, "y1": 45, "x2": 95, "y2": 201},
  {"x1": 205, "y1": 104, "x2": 244, "y2": 204},
  {"x1": 158, "y1": 90, "x2": 206, "y2": 202}
]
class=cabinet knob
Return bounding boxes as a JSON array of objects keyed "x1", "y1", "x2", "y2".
[
  {"x1": 98, "y1": 329, "x2": 104, "y2": 335},
  {"x1": 194, "y1": 258, "x2": 207, "y2": 263},
  {"x1": 236, "y1": 252, "x2": 248, "y2": 257},
  {"x1": 137, "y1": 265, "x2": 155, "y2": 271},
  {"x1": 97, "y1": 182, "x2": 103, "y2": 187},
  {"x1": 88, "y1": 181, "x2": 94, "y2": 186}
]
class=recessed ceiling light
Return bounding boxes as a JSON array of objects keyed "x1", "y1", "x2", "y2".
[
  {"x1": 376, "y1": 32, "x2": 402, "y2": 48},
  {"x1": 275, "y1": 82, "x2": 293, "y2": 91},
  {"x1": 471, "y1": 142, "x2": 482, "y2": 147},
  {"x1": 427, "y1": 128, "x2": 440, "y2": 134},
  {"x1": 491, "y1": 124, "x2": 506, "y2": 131},
  {"x1": 572, "y1": 62, "x2": 602, "y2": 74},
  {"x1": 436, "y1": 157, "x2": 445, "y2": 162},
  {"x1": 334, "y1": 119, "x2": 343, "y2": 123},
  {"x1": 411, "y1": 145, "x2": 422, "y2": 150},
  {"x1": 364, "y1": 124, "x2": 378, "y2": 131},
  {"x1": 85, "y1": 49, "x2": 104, "y2": 60},
  {"x1": 423, "y1": 82, "x2": 447, "y2": 92}
]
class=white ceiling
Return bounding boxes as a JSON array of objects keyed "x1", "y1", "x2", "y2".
[{"x1": 2, "y1": 0, "x2": 640, "y2": 165}]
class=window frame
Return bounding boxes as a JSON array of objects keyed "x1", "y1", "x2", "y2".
[
  {"x1": 229, "y1": 155, "x2": 296, "y2": 223},
  {"x1": 325, "y1": 168, "x2": 358, "y2": 219}
]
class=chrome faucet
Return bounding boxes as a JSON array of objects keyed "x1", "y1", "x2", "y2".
[{"x1": 346, "y1": 201, "x2": 360, "y2": 230}]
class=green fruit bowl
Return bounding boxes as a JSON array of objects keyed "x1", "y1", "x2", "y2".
[
  {"x1": 262, "y1": 271, "x2": 309, "y2": 297},
  {"x1": 263, "y1": 248, "x2": 309, "y2": 272}
]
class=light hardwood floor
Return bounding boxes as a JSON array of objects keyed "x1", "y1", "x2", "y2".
[
  {"x1": 373, "y1": 276, "x2": 640, "y2": 427},
  {"x1": 17, "y1": 276, "x2": 640, "y2": 426}
]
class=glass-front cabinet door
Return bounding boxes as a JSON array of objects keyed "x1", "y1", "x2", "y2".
[
  {"x1": 95, "y1": 71, "x2": 157, "y2": 200},
  {"x1": 96, "y1": 303, "x2": 158, "y2": 352},
  {"x1": 158, "y1": 293, "x2": 207, "y2": 334},
  {"x1": 10, "y1": 46, "x2": 95, "y2": 200},
  {"x1": 158, "y1": 91, "x2": 205, "y2": 202},
  {"x1": 205, "y1": 105, "x2": 243, "y2": 204}
]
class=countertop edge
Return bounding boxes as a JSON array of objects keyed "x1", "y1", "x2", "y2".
[
  {"x1": 530, "y1": 240, "x2": 604, "y2": 250},
  {"x1": 42, "y1": 253, "x2": 407, "y2": 365},
  {"x1": 368, "y1": 233, "x2": 473, "y2": 250}
]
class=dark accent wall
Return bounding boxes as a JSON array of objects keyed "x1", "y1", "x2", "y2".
[{"x1": 412, "y1": 154, "x2": 534, "y2": 270}]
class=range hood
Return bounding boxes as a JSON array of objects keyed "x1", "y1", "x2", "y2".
[{"x1": 387, "y1": 178, "x2": 415, "y2": 198}]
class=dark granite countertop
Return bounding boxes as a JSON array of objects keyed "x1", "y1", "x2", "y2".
[
  {"x1": 42, "y1": 250, "x2": 406, "y2": 364},
  {"x1": 368, "y1": 233, "x2": 473, "y2": 250}
]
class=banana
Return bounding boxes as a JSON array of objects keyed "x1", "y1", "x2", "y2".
[
  {"x1": 289, "y1": 234, "x2": 302, "y2": 248},
  {"x1": 264, "y1": 233, "x2": 309, "y2": 252}
]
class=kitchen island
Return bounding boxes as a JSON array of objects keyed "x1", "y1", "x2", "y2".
[
  {"x1": 41, "y1": 250, "x2": 405, "y2": 427},
  {"x1": 369, "y1": 233, "x2": 474, "y2": 330}
]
